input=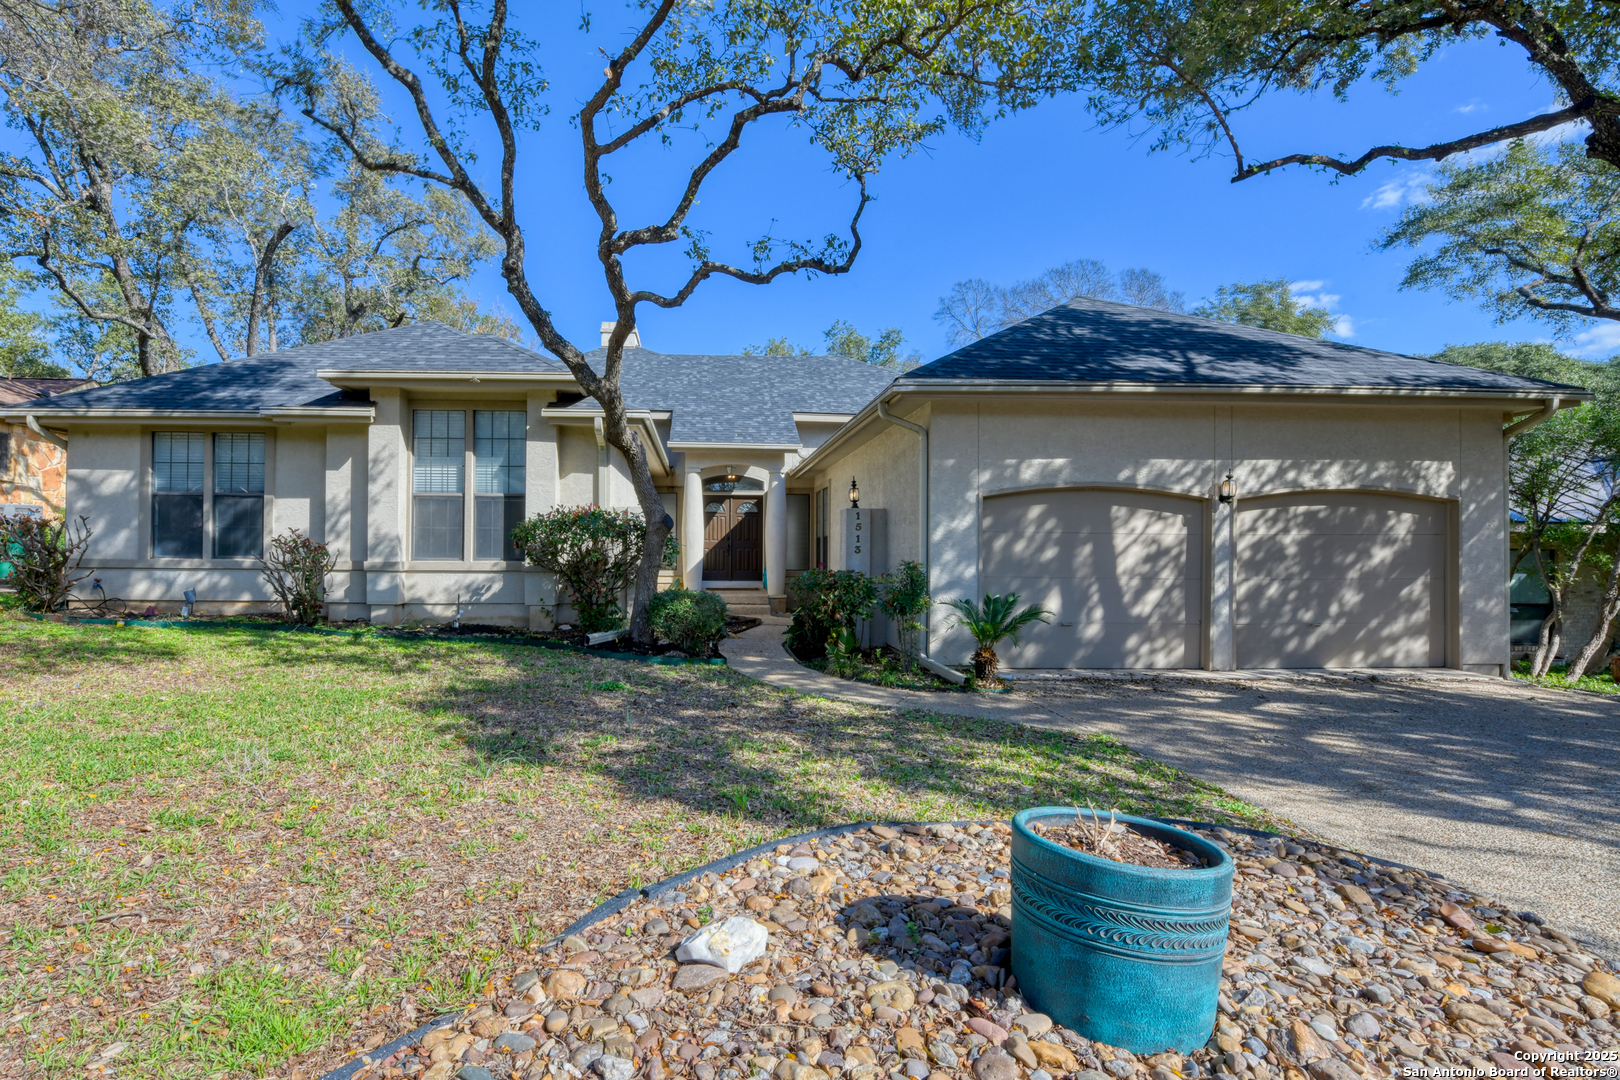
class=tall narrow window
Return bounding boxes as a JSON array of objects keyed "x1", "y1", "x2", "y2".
[
  {"x1": 214, "y1": 433, "x2": 265, "y2": 558},
  {"x1": 474, "y1": 410, "x2": 526, "y2": 560},
  {"x1": 814, "y1": 486, "x2": 830, "y2": 569},
  {"x1": 152, "y1": 432, "x2": 205, "y2": 557},
  {"x1": 413, "y1": 410, "x2": 465, "y2": 560}
]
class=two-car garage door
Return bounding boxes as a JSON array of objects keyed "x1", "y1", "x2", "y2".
[{"x1": 979, "y1": 488, "x2": 1446, "y2": 669}]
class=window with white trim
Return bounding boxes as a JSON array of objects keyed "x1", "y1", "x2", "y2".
[
  {"x1": 152, "y1": 432, "x2": 205, "y2": 557},
  {"x1": 413, "y1": 410, "x2": 465, "y2": 560},
  {"x1": 213, "y1": 433, "x2": 265, "y2": 558},
  {"x1": 474, "y1": 410, "x2": 525, "y2": 560}
]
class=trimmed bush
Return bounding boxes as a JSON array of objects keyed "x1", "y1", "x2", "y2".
[
  {"x1": 648, "y1": 588, "x2": 729, "y2": 656},
  {"x1": 512, "y1": 506, "x2": 648, "y2": 633},
  {"x1": 259, "y1": 529, "x2": 336, "y2": 625}
]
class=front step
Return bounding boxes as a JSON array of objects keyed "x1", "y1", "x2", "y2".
[{"x1": 706, "y1": 588, "x2": 773, "y2": 617}]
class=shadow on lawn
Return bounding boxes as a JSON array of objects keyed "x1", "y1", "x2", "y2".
[{"x1": 410, "y1": 652, "x2": 1243, "y2": 834}]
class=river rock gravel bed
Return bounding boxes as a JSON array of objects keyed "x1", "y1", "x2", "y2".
[{"x1": 351, "y1": 822, "x2": 1619, "y2": 1080}]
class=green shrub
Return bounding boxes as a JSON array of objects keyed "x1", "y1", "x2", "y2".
[
  {"x1": 648, "y1": 588, "x2": 729, "y2": 656},
  {"x1": 878, "y1": 560, "x2": 931, "y2": 665},
  {"x1": 785, "y1": 568, "x2": 877, "y2": 658},
  {"x1": 512, "y1": 506, "x2": 649, "y2": 633}
]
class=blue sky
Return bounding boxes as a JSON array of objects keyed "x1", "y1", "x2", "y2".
[
  {"x1": 385, "y1": 8, "x2": 1598, "y2": 365},
  {"x1": 15, "y1": 6, "x2": 1607, "y2": 368}
]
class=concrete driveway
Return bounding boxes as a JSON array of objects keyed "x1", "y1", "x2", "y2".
[{"x1": 1017, "y1": 672, "x2": 1620, "y2": 957}]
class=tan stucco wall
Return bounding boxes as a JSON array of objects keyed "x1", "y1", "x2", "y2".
[
  {"x1": 55, "y1": 387, "x2": 661, "y2": 624},
  {"x1": 803, "y1": 396, "x2": 1510, "y2": 674}
]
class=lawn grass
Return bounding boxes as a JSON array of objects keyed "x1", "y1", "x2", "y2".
[
  {"x1": 0, "y1": 618, "x2": 1280, "y2": 1079},
  {"x1": 1510, "y1": 659, "x2": 1620, "y2": 694}
]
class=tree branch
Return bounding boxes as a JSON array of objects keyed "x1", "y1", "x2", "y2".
[{"x1": 1233, "y1": 104, "x2": 1592, "y2": 182}]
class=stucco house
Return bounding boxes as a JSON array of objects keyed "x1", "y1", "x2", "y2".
[
  {"x1": 791, "y1": 299, "x2": 1582, "y2": 676},
  {"x1": 2, "y1": 321, "x2": 893, "y2": 624},
  {"x1": 2, "y1": 301, "x2": 1583, "y2": 674}
]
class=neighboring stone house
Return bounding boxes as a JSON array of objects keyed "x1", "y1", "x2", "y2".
[
  {"x1": 0, "y1": 377, "x2": 93, "y2": 515},
  {"x1": 2, "y1": 304, "x2": 1585, "y2": 674}
]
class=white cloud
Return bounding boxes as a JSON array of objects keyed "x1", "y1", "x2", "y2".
[
  {"x1": 1361, "y1": 171, "x2": 1435, "y2": 211},
  {"x1": 1570, "y1": 322, "x2": 1620, "y2": 358},
  {"x1": 1287, "y1": 280, "x2": 1354, "y2": 338},
  {"x1": 1454, "y1": 100, "x2": 1487, "y2": 115}
]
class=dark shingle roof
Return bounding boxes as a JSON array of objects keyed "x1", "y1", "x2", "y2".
[
  {"x1": 572, "y1": 347, "x2": 896, "y2": 444},
  {"x1": 0, "y1": 377, "x2": 95, "y2": 406},
  {"x1": 907, "y1": 298, "x2": 1585, "y2": 393},
  {"x1": 25, "y1": 323, "x2": 564, "y2": 413}
]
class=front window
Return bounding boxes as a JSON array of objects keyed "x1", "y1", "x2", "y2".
[
  {"x1": 413, "y1": 410, "x2": 465, "y2": 560},
  {"x1": 152, "y1": 432, "x2": 205, "y2": 558},
  {"x1": 474, "y1": 410, "x2": 525, "y2": 561},
  {"x1": 213, "y1": 433, "x2": 265, "y2": 558}
]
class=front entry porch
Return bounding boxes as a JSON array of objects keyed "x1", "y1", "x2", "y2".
[{"x1": 680, "y1": 460, "x2": 808, "y2": 607}]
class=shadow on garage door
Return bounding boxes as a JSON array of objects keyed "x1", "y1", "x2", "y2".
[
  {"x1": 981, "y1": 487, "x2": 1204, "y2": 668},
  {"x1": 1235, "y1": 491, "x2": 1448, "y2": 668}
]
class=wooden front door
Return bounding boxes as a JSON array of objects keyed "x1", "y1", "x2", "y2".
[{"x1": 703, "y1": 495, "x2": 764, "y2": 580}]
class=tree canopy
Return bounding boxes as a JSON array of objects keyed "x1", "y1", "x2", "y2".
[
  {"x1": 935, "y1": 257, "x2": 1183, "y2": 346},
  {"x1": 1070, "y1": 0, "x2": 1620, "y2": 183},
  {"x1": 1381, "y1": 140, "x2": 1620, "y2": 331},
  {"x1": 1193, "y1": 278, "x2": 1338, "y2": 338},
  {"x1": 0, "y1": 0, "x2": 515, "y2": 379}
]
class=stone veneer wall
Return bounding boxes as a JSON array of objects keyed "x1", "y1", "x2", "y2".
[{"x1": 0, "y1": 419, "x2": 67, "y2": 513}]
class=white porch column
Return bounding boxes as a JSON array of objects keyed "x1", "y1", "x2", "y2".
[
  {"x1": 765, "y1": 468, "x2": 787, "y2": 599},
  {"x1": 1209, "y1": 494, "x2": 1236, "y2": 670},
  {"x1": 682, "y1": 469, "x2": 704, "y2": 590}
]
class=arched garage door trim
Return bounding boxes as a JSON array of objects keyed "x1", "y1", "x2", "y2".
[
  {"x1": 979, "y1": 485, "x2": 1208, "y2": 669},
  {"x1": 1233, "y1": 488, "x2": 1458, "y2": 669},
  {"x1": 981, "y1": 481, "x2": 1213, "y2": 502}
]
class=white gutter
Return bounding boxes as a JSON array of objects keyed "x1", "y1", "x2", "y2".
[
  {"x1": 26, "y1": 415, "x2": 67, "y2": 451},
  {"x1": 876, "y1": 398, "x2": 931, "y2": 657},
  {"x1": 1503, "y1": 397, "x2": 1563, "y2": 439}
]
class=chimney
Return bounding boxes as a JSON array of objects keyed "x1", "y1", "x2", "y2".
[{"x1": 599, "y1": 321, "x2": 642, "y2": 349}]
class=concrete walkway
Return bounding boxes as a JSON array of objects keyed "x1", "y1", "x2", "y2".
[{"x1": 721, "y1": 620, "x2": 1620, "y2": 955}]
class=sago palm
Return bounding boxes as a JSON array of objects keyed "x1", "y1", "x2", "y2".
[{"x1": 946, "y1": 593, "x2": 1053, "y2": 684}]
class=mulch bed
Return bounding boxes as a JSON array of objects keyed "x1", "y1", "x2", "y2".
[{"x1": 337, "y1": 821, "x2": 1618, "y2": 1080}]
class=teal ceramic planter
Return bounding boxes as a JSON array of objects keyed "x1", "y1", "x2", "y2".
[{"x1": 1010, "y1": 808, "x2": 1233, "y2": 1055}]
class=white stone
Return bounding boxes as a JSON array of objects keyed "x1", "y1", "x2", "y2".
[
  {"x1": 675, "y1": 916, "x2": 769, "y2": 973},
  {"x1": 1292, "y1": 955, "x2": 1335, "y2": 977},
  {"x1": 787, "y1": 857, "x2": 821, "y2": 873}
]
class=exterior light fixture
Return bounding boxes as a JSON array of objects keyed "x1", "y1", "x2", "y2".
[
  {"x1": 1218, "y1": 473, "x2": 1236, "y2": 505},
  {"x1": 848, "y1": 477, "x2": 860, "y2": 508}
]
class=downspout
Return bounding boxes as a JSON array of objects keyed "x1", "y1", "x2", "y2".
[
  {"x1": 593, "y1": 416, "x2": 608, "y2": 505},
  {"x1": 876, "y1": 398, "x2": 931, "y2": 655},
  {"x1": 26, "y1": 415, "x2": 68, "y2": 452}
]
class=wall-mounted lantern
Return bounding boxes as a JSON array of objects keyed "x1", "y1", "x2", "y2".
[
  {"x1": 1218, "y1": 473, "x2": 1236, "y2": 505},
  {"x1": 848, "y1": 477, "x2": 860, "y2": 508}
]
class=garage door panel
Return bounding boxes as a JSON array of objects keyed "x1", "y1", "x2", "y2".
[
  {"x1": 1237, "y1": 615, "x2": 1441, "y2": 668},
  {"x1": 982, "y1": 494, "x2": 1199, "y2": 537},
  {"x1": 981, "y1": 489, "x2": 1203, "y2": 669},
  {"x1": 1236, "y1": 533, "x2": 1444, "y2": 580},
  {"x1": 1001, "y1": 620, "x2": 1203, "y2": 669},
  {"x1": 1237, "y1": 500, "x2": 1445, "y2": 537},
  {"x1": 983, "y1": 530, "x2": 1198, "y2": 582},
  {"x1": 1235, "y1": 493, "x2": 1446, "y2": 668},
  {"x1": 1237, "y1": 572, "x2": 1438, "y2": 625},
  {"x1": 983, "y1": 571, "x2": 1202, "y2": 625}
]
